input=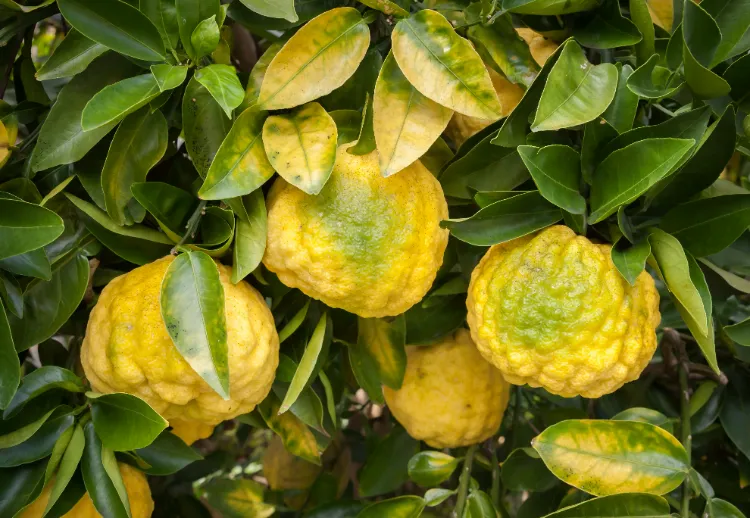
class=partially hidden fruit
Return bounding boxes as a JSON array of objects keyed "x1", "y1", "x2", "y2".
[
  {"x1": 264, "y1": 435, "x2": 322, "y2": 509},
  {"x1": 263, "y1": 144, "x2": 449, "y2": 318},
  {"x1": 21, "y1": 463, "x2": 153, "y2": 518},
  {"x1": 467, "y1": 226, "x2": 661, "y2": 398},
  {"x1": 170, "y1": 419, "x2": 215, "y2": 445},
  {"x1": 444, "y1": 65, "x2": 524, "y2": 147},
  {"x1": 81, "y1": 256, "x2": 279, "y2": 430},
  {"x1": 383, "y1": 329, "x2": 510, "y2": 448}
]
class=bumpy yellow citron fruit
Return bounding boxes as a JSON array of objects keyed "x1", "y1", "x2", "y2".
[
  {"x1": 445, "y1": 65, "x2": 524, "y2": 147},
  {"x1": 467, "y1": 226, "x2": 661, "y2": 398},
  {"x1": 170, "y1": 419, "x2": 215, "y2": 445},
  {"x1": 82, "y1": 256, "x2": 279, "y2": 431},
  {"x1": 263, "y1": 144, "x2": 449, "y2": 318},
  {"x1": 21, "y1": 463, "x2": 153, "y2": 518},
  {"x1": 383, "y1": 329, "x2": 510, "y2": 448},
  {"x1": 516, "y1": 28, "x2": 559, "y2": 66}
]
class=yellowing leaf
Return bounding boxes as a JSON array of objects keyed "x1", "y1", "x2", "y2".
[
  {"x1": 241, "y1": 43, "x2": 281, "y2": 110},
  {"x1": 358, "y1": 0, "x2": 409, "y2": 16},
  {"x1": 392, "y1": 10, "x2": 502, "y2": 119},
  {"x1": 258, "y1": 8, "x2": 370, "y2": 110},
  {"x1": 532, "y1": 419, "x2": 689, "y2": 496},
  {"x1": 0, "y1": 120, "x2": 10, "y2": 166},
  {"x1": 357, "y1": 315, "x2": 407, "y2": 390},
  {"x1": 198, "y1": 107, "x2": 274, "y2": 200},
  {"x1": 258, "y1": 393, "x2": 321, "y2": 465},
  {"x1": 374, "y1": 52, "x2": 453, "y2": 177},
  {"x1": 262, "y1": 102, "x2": 337, "y2": 195},
  {"x1": 646, "y1": 0, "x2": 673, "y2": 31}
]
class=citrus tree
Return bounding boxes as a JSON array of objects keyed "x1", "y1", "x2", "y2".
[{"x1": 0, "y1": 0, "x2": 749, "y2": 517}]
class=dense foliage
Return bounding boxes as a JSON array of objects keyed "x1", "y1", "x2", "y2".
[{"x1": 0, "y1": 0, "x2": 749, "y2": 517}]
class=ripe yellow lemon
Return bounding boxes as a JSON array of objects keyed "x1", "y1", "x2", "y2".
[
  {"x1": 81, "y1": 256, "x2": 279, "y2": 430},
  {"x1": 383, "y1": 329, "x2": 510, "y2": 448},
  {"x1": 263, "y1": 144, "x2": 449, "y2": 318},
  {"x1": 467, "y1": 226, "x2": 661, "y2": 398}
]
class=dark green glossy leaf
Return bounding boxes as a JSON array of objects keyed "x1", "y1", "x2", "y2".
[
  {"x1": 8, "y1": 254, "x2": 89, "y2": 352},
  {"x1": 0, "y1": 460, "x2": 47, "y2": 517},
  {"x1": 182, "y1": 76, "x2": 232, "y2": 177},
  {"x1": 161, "y1": 251, "x2": 229, "y2": 399},
  {"x1": 574, "y1": 0, "x2": 643, "y2": 49},
  {"x1": 442, "y1": 191, "x2": 562, "y2": 246},
  {"x1": 130, "y1": 182, "x2": 195, "y2": 241},
  {"x1": 81, "y1": 422, "x2": 128, "y2": 518},
  {"x1": 0, "y1": 409, "x2": 74, "y2": 467},
  {"x1": 3, "y1": 367, "x2": 84, "y2": 419},
  {"x1": 725, "y1": 317, "x2": 750, "y2": 346},
  {"x1": 532, "y1": 41, "x2": 617, "y2": 132},
  {"x1": 0, "y1": 302, "x2": 18, "y2": 410},
  {"x1": 358, "y1": 496, "x2": 425, "y2": 518},
  {"x1": 502, "y1": 0, "x2": 600, "y2": 15},
  {"x1": 0, "y1": 273, "x2": 22, "y2": 318},
  {"x1": 280, "y1": 313, "x2": 328, "y2": 414},
  {"x1": 31, "y1": 54, "x2": 139, "y2": 172},
  {"x1": 407, "y1": 451, "x2": 459, "y2": 487},
  {"x1": 682, "y1": 0, "x2": 731, "y2": 98},
  {"x1": 602, "y1": 64, "x2": 639, "y2": 133},
  {"x1": 176, "y1": 0, "x2": 220, "y2": 60},
  {"x1": 702, "y1": 0, "x2": 750, "y2": 64},
  {"x1": 626, "y1": 54, "x2": 683, "y2": 99},
  {"x1": 709, "y1": 498, "x2": 747, "y2": 518},
  {"x1": 330, "y1": 110, "x2": 362, "y2": 146},
  {"x1": 136, "y1": 429, "x2": 203, "y2": 475},
  {"x1": 43, "y1": 423, "x2": 84, "y2": 516},
  {"x1": 719, "y1": 373, "x2": 750, "y2": 462},
  {"x1": 518, "y1": 145, "x2": 585, "y2": 214},
  {"x1": 89, "y1": 392, "x2": 168, "y2": 451},
  {"x1": 502, "y1": 448, "x2": 558, "y2": 492},
  {"x1": 0, "y1": 407, "x2": 58, "y2": 449},
  {"x1": 348, "y1": 336, "x2": 384, "y2": 404},
  {"x1": 358, "y1": 427, "x2": 419, "y2": 497},
  {"x1": 540, "y1": 493, "x2": 671, "y2": 517},
  {"x1": 611, "y1": 238, "x2": 651, "y2": 286},
  {"x1": 81, "y1": 74, "x2": 161, "y2": 131},
  {"x1": 140, "y1": 0, "x2": 180, "y2": 52},
  {"x1": 58, "y1": 0, "x2": 165, "y2": 61},
  {"x1": 35, "y1": 29, "x2": 107, "y2": 81},
  {"x1": 231, "y1": 190, "x2": 267, "y2": 284},
  {"x1": 0, "y1": 199, "x2": 64, "y2": 261}
]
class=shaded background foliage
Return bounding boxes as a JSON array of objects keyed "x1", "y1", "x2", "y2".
[{"x1": 0, "y1": 0, "x2": 749, "y2": 517}]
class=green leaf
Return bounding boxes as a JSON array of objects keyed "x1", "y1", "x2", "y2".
[
  {"x1": 532, "y1": 419, "x2": 689, "y2": 496},
  {"x1": 258, "y1": 392, "x2": 321, "y2": 464},
  {"x1": 347, "y1": 91, "x2": 376, "y2": 156},
  {"x1": 259, "y1": 7, "x2": 370, "y2": 110},
  {"x1": 101, "y1": 108, "x2": 168, "y2": 226},
  {"x1": 589, "y1": 138, "x2": 694, "y2": 223},
  {"x1": 574, "y1": 0, "x2": 643, "y2": 49},
  {"x1": 175, "y1": 0, "x2": 220, "y2": 60},
  {"x1": 630, "y1": 0, "x2": 655, "y2": 64},
  {"x1": 81, "y1": 422, "x2": 129, "y2": 518},
  {"x1": 532, "y1": 41, "x2": 618, "y2": 132},
  {"x1": 198, "y1": 477, "x2": 275, "y2": 518},
  {"x1": 195, "y1": 64, "x2": 244, "y2": 118},
  {"x1": 601, "y1": 64, "x2": 639, "y2": 133},
  {"x1": 231, "y1": 190, "x2": 267, "y2": 284},
  {"x1": 182, "y1": 76, "x2": 232, "y2": 177},
  {"x1": 43, "y1": 424, "x2": 84, "y2": 515},
  {"x1": 89, "y1": 392, "x2": 168, "y2": 451},
  {"x1": 0, "y1": 273, "x2": 22, "y2": 318},
  {"x1": 442, "y1": 191, "x2": 562, "y2": 246},
  {"x1": 0, "y1": 408, "x2": 75, "y2": 467},
  {"x1": 612, "y1": 407, "x2": 673, "y2": 433},
  {"x1": 263, "y1": 102, "x2": 338, "y2": 194},
  {"x1": 611, "y1": 238, "x2": 651, "y2": 286},
  {"x1": 702, "y1": 0, "x2": 750, "y2": 64},
  {"x1": 279, "y1": 313, "x2": 328, "y2": 414},
  {"x1": 135, "y1": 429, "x2": 203, "y2": 475},
  {"x1": 0, "y1": 304, "x2": 18, "y2": 411},
  {"x1": 35, "y1": 29, "x2": 107, "y2": 81},
  {"x1": 357, "y1": 315, "x2": 407, "y2": 390},
  {"x1": 539, "y1": 493, "x2": 671, "y2": 518},
  {"x1": 709, "y1": 499, "x2": 747, "y2": 518},
  {"x1": 161, "y1": 251, "x2": 229, "y2": 399},
  {"x1": 0, "y1": 460, "x2": 47, "y2": 517},
  {"x1": 357, "y1": 0, "x2": 409, "y2": 16},
  {"x1": 0, "y1": 407, "x2": 58, "y2": 449},
  {"x1": 518, "y1": 145, "x2": 585, "y2": 214},
  {"x1": 239, "y1": 0, "x2": 298, "y2": 22},
  {"x1": 58, "y1": 0, "x2": 165, "y2": 61},
  {"x1": 465, "y1": 490, "x2": 497, "y2": 518},
  {"x1": 719, "y1": 373, "x2": 750, "y2": 462},
  {"x1": 424, "y1": 488, "x2": 456, "y2": 507},
  {"x1": 198, "y1": 107, "x2": 273, "y2": 200},
  {"x1": 81, "y1": 73, "x2": 161, "y2": 131},
  {"x1": 348, "y1": 337, "x2": 385, "y2": 404},
  {"x1": 359, "y1": 426, "x2": 419, "y2": 497},
  {"x1": 191, "y1": 15, "x2": 220, "y2": 59},
  {"x1": 241, "y1": 43, "x2": 281, "y2": 110},
  {"x1": 502, "y1": 0, "x2": 600, "y2": 15},
  {"x1": 626, "y1": 54, "x2": 683, "y2": 99},
  {"x1": 140, "y1": 0, "x2": 180, "y2": 52},
  {"x1": 392, "y1": 9, "x2": 501, "y2": 119},
  {"x1": 407, "y1": 451, "x2": 459, "y2": 487},
  {"x1": 130, "y1": 182, "x2": 194, "y2": 241},
  {"x1": 682, "y1": 0, "x2": 731, "y2": 98},
  {"x1": 357, "y1": 496, "x2": 425, "y2": 518},
  {"x1": 660, "y1": 195, "x2": 750, "y2": 257},
  {"x1": 502, "y1": 448, "x2": 559, "y2": 492},
  {"x1": 150, "y1": 64, "x2": 188, "y2": 92},
  {"x1": 467, "y1": 18, "x2": 540, "y2": 88},
  {"x1": 0, "y1": 199, "x2": 64, "y2": 261},
  {"x1": 3, "y1": 367, "x2": 84, "y2": 419},
  {"x1": 725, "y1": 317, "x2": 750, "y2": 346},
  {"x1": 8, "y1": 254, "x2": 89, "y2": 352},
  {"x1": 278, "y1": 300, "x2": 310, "y2": 344},
  {"x1": 31, "y1": 54, "x2": 139, "y2": 172}
]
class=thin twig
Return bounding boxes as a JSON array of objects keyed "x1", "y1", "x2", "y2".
[
  {"x1": 172, "y1": 200, "x2": 207, "y2": 252},
  {"x1": 453, "y1": 444, "x2": 478, "y2": 518}
]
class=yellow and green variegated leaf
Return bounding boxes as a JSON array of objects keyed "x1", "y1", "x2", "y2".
[
  {"x1": 358, "y1": 0, "x2": 409, "y2": 17},
  {"x1": 646, "y1": 0, "x2": 673, "y2": 31},
  {"x1": 467, "y1": 20, "x2": 540, "y2": 88},
  {"x1": 532, "y1": 420, "x2": 689, "y2": 496},
  {"x1": 262, "y1": 102, "x2": 337, "y2": 195},
  {"x1": 374, "y1": 52, "x2": 453, "y2": 177},
  {"x1": 258, "y1": 392, "x2": 321, "y2": 465},
  {"x1": 358, "y1": 496, "x2": 425, "y2": 518},
  {"x1": 502, "y1": 0, "x2": 601, "y2": 15},
  {"x1": 357, "y1": 315, "x2": 407, "y2": 390},
  {"x1": 391, "y1": 9, "x2": 502, "y2": 119},
  {"x1": 241, "y1": 43, "x2": 282, "y2": 110},
  {"x1": 258, "y1": 8, "x2": 370, "y2": 110},
  {"x1": 198, "y1": 107, "x2": 274, "y2": 200}
]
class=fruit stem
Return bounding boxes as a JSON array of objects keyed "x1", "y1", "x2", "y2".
[
  {"x1": 454, "y1": 443, "x2": 478, "y2": 518},
  {"x1": 490, "y1": 439, "x2": 501, "y2": 507}
]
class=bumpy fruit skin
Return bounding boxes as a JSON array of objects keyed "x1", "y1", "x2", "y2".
[
  {"x1": 383, "y1": 329, "x2": 510, "y2": 448},
  {"x1": 81, "y1": 256, "x2": 279, "y2": 428},
  {"x1": 467, "y1": 226, "x2": 661, "y2": 398},
  {"x1": 445, "y1": 66, "x2": 524, "y2": 147},
  {"x1": 263, "y1": 144, "x2": 449, "y2": 318},
  {"x1": 170, "y1": 419, "x2": 215, "y2": 445},
  {"x1": 21, "y1": 463, "x2": 153, "y2": 518}
]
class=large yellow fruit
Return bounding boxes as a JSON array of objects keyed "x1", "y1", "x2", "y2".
[
  {"x1": 383, "y1": 329, "x2": 510, "y2": 448},
  {"x1": 263, "y1": 144, "x2": 449, "y2": 318},
  {"x1": 21, "y1": 463, "x2": 153, "y2": 518},
  {"x1": 467, "y1": 226, "x2": 661, "y2": 398},
  {"x1": 82, "y1": 256, "x2": 279, "y2": 431}
]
